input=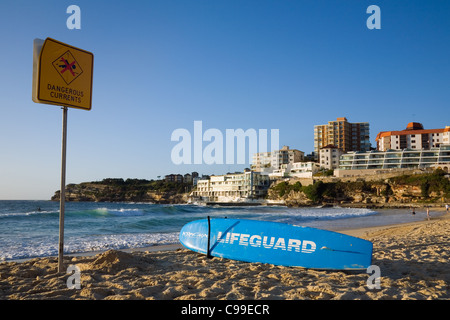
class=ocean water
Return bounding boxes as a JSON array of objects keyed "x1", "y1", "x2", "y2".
[{"x1": 0, "y1": 200, "x2": 437, "y2": 261}]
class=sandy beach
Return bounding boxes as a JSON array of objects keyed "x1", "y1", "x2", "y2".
[{"x1": 1, "y1": 209, "x2": 449, "y2": 300}]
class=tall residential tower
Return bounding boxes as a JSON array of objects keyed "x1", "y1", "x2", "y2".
[{"x1": 314, "y1": 117, "x2": 371, "y2": 159}]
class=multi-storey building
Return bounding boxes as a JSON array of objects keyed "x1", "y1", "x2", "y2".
[
  {"x1": 191, "y1": 171, "x2": 270, "y2": 202},
  {"x1": 319, "y1": 145, "x2": 344, "y2": 170},
  {"x1": 338, "y1": 144, "x2": 450, "y2": 171},
  {"x1": 165, "y1": 172, "x2": 199, "y2": 184},
  {"x1": 285, "y1": 162, "x2": 320, "y2": 178},
  {"x1": 164, "y1": 174, "x2": 184, "y2": 183},
  {"x1": 251, "y1": 146, "x2": 304, "y2": 172},
  {"x1": 376, "y1": 122, "x2": 450, "y2": 151},
  {"x1": 251, "y1": 151, "x2": 272, "y2": 172},
  {"x1": 314, "y1": 117, "x2": 371, "y2": 159}
]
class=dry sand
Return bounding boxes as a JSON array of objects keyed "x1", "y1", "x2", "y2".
[{"x1": 1, "y1": 211, "x2": 449, "y2": 300}]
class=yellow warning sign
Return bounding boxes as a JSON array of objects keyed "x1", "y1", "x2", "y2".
[{"x1": 33, "y1": 38, "x2": 93, "y2": 111}]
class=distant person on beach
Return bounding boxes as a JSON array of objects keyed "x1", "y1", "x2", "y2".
[
  {"x1": 426, "y1": 207, "x2": 430, "y2": 221},
  {"x1": 411, "y1": 206, "x2": 415, "y2": 215},
  {"x1": 446, "y1": 204, "x2": 449, "y2": 213}
]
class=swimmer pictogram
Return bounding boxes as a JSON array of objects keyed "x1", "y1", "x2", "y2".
[{"x1": 52, "y1": 51, "x2": 83, "y2": 85}]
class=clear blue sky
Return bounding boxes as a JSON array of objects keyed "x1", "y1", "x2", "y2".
[{"x1": 0, "y1": 0, "x2": 449, "y2": 199}]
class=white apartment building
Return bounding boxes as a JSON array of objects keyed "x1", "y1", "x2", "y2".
[
  {"x1": 319, "y1": 145, "x2": 344, "y2": 170},
  {"x1": 251, "y1": 146, "x2": 304, "y2": 173},
  {"x1": 263, "y1": 161, "x2": 320, "y2": 179},
  {"x1": 289, "y1": 162, "x2": 320, "y2": 178},
  {"x1": 251, "y1": 145, "x2": 321, "y2": 178},
  {"x1": 191, "y1": 171, "x2": 270, "y2": 202},
  {"x1": 251, "y1": 151, "x2": 272, "y2": 172},
  {"x1": 338, "y1": 144, "x2": 450, "y2": 172},
  {"x1": 376, "y1": 122, "x2": 450, "y2": 151}
]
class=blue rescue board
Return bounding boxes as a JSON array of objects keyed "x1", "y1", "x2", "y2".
[{"x1": 179, "y1": 218, "x2": 373, "y2": 270}]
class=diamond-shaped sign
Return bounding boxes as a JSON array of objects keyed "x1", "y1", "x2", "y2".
[
  {"x1": 52, "y1": 51, "x2": 83, "y2": 85},
  {"x1": 33, "y1": 38, "x2": 93, "y2": 110}
]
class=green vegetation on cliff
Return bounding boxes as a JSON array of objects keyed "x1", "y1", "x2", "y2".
[
  {"x1": 268, "y1": 169, "x2": 450, "y2": 206},
  {"x1": 388, "y1": 169, "x2": 450, "y2": 199},
  {"x1": 95, "y1": 178, "x2": 191, "y2": 194},
  {"x1": 52, "y1": 178, "x2": 191, "y2": 203}
]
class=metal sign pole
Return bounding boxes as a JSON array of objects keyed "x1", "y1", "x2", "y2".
[{"x1": 58, "y1": 106, "x2": 68, "y2": 273}]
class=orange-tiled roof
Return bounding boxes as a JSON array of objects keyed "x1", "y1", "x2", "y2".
[
  {"x1": 405, "y1": 122, "x2": 424, "y2": 130},
  {"x1": 376, "y1": 127, "x2": 449, "y2": 141}
]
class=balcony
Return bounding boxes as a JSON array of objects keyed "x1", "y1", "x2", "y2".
[
  {"x1": 384, "y1": 164, "x2": 401, "y2": 168},
  {"x1": 402, "y1": 159, "x2": 421, "y2": 163},
  {"x1": 385, "y1": 153, "x2": 402, "y2": 158},
  {"x1": 385, "y1": 159, "x2": 401, "y2": 163},
  {"x1": 368, "y1": 160, "x2": 384, "y2": 164},
  {"x1": 422, "y1": 152, "x2": 439, "y2": 157},
  {"x1": 421, "y1": 158, "x2": 438, "y2": 163},
  {"x1": 402, "y1": 152, "x2": 421, "y2": 158}
]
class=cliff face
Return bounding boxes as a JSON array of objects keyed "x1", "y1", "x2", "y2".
[
  {"x1": 267, "y1": 170, "x2": 450, "y2": 207},
  {"x1": 51, "y1": 179, "x2": 190, "y2": 204}
]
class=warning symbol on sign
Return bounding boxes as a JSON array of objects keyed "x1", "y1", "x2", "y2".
[{"x1": 52, "y1": 51, "x2": 83, "y2": 85}]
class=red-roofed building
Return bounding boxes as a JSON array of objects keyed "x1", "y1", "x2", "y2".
[{"x1": 376, "y1": 123, "x2": 450, "y2": 151}]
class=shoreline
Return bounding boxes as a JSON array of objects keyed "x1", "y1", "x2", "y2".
[
  {"x1": 1, "y1": 208, "x2": 449, "y2": 300},
  {"x1": 30, "y1": 197, "x2": 450, "y2": 209},
  {"x1": 7, "y1": 206, "x2": 447, "y2": 263},
  {"x1": 340, "y1": 207, "x2": 448, "y2": 237}
]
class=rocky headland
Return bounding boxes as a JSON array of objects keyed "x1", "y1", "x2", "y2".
[
  {"x1": 268, "y1": 169, "x2": 450, "y2": 208},
  {"x1": 51, "y1": 170, "x2": 450, "y2": 208},
  {"x1": 51, "y1": 178, "x2": 189, "y2": 204}
]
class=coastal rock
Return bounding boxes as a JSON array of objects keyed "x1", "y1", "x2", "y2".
[
  {"x1": 52, "y1": 170, "x2": 449, "y2": 207},
  {"x1": 51, "y1": 179, "x2": 190, "y2": 204},
  {"x1": 266, "y1": 170, "x2": 449, "y2": 207}
]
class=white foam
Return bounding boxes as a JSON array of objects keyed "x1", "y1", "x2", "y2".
[
  {"x1": 0, "y1": 232, "x2": 180, "y2": 261},
  {"x1": 0, "y1": 210, "x2": 56, "y2": 218},
  {"x1": 92, "y1": 207, "x2": 145, "y2": 216},
  {"x1": 253, "y1": 207, "x2": 377, "y2": 225}
]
